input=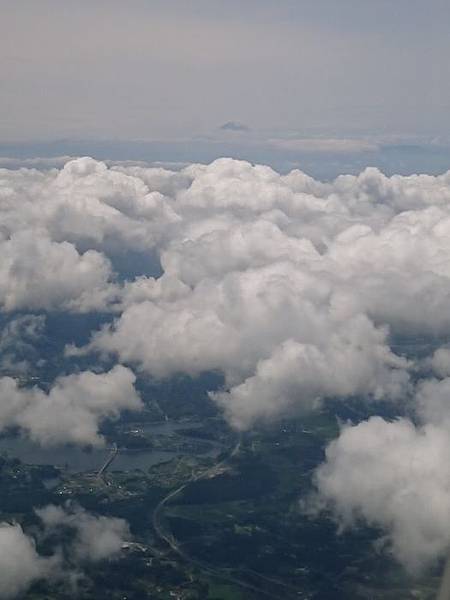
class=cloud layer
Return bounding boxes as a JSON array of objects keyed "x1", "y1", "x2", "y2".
[
  {"x1": 3, "y1": 156, "x2": 450, "y2": 570},
  {"x1": 4, "y1": 157, "x2": 450, "y2": 431}
]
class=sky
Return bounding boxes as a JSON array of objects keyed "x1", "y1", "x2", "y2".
[{"x1": 2, "y1": 0, "x2": 450, "y2": 176}]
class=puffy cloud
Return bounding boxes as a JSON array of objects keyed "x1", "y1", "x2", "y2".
[
  {"x1": 4, "y1": 156, "x2": 450, "y2": 427},
  {"x1": 0, "y1": 157, "x2": 179, "y2": 255},
  {"x1": 0, "y1": 522, "x2": 57, "y2": 599},
  {"x1": 309, "y1": 374, "x2": 450, "y2": 571},
  {"x1": 0, "y1": 231, "x2": 116, "y2": 312},
  {"x1": 431, "y1": 348, "x2": 450, "y2": 378},
  {"x1": 46, "y1": 157, "x2": 450, "y2": 428},
  {"x1": 0, "y1": 505, "x2": 130, "y2": 599},
  {"x1": 327, "y1": 208, "x2": 450, "y2": 334},
  {"x1": 160, "y1": 219, "x2": 320, "y2": 286},
  {"x1": 6, "y1": 155, "x2": 450, "y2": 576},
  {"x1": 214, "y1": 316, "x2": 410, "y2": 429},
  {"x1": 415, "y1": 377, "x2": 450, "y2": 431},
  {"x1": 0, "y1": 366, "x2": 142, "y2": 447},
  {"x1": 36, "y1": 504, "x2": 129, "y2": 562},
  {"x1": 89, "y1": 265, "x2": 412, "y2": 428},
  {"x1": 0, "y1": 314, "x2": 45, "y2": 374},
  {"x1": 0, "y1": 315, "x2": 45, "y2": 349},
  {"x1": 88, "y1": 261, "x2": 340, "y2": 379},
  {"x1": 310, "y1": 418, "x2": 450, "y2": 571}
]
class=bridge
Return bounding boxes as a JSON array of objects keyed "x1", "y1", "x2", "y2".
[{"x1": 97, "y1": 443, "x2": 118, "y2": 478}]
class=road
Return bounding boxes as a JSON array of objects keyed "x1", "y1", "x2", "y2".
[
  {"x1": 152, "y1": 437, "x2": 241, "y2": 559},
  {"x1": 151, "y1": 438, "x2": 299, "y2": 599}
]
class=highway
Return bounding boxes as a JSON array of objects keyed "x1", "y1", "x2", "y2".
[{"x1": 151, "y1": 438, "x2": 300, "y2": 599}]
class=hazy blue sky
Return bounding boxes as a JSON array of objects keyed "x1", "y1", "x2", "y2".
[{"x1": 2, "y1": 0, "x2": 450, "y2": 175}]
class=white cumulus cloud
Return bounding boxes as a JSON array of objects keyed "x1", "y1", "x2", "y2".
[
  {"x1": 0, "y1": 504, "x2": 130, "y2": 599},
  {"x1": 0, "y1": 366, "x2": 142, "y2": 447},
  {"x1": 36, "y1": 504, "x2": 129, "y2": 563},
  {"x1": 0, "y1": 522, "x2": 58, "y2": 599},
  {"x1": 3, "y1": 156, "x2": 450, "y2": 430},
  {"x1": 5, "y1": 155, "x2": 450, "y2": 575},
  {"x1": 310, "y1": 417, "x2": 450, "y2": 571}
]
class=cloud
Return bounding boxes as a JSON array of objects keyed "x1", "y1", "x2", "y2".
[
  {"x1": 415, "y1": 377, "x2": 450, "y2": 432},
  {"x1": 87, "y1": 259, "x2": 412, "y2": 428},
  {"x1": 0, "y1": 505, "x2": 130, "y2": 599},
  {"x1": 36, "y1": 504, "x2": 129, "y2": 563},
  {"x1": 213, "y1": 316, "x2": 410, "y2": 430},
  {"x1": 0, "y1": 231, "x2": 116, "y2": 312},
  {"x1": 5, "y1": 155, "x2": 450, "y2": 576},
  {"x1": 310, "y1": 417, "x2": 450, "y2": 572},
  {"x1": 0, "y1": 522, "x2": 58, "y2": 599},
  {"x1": 309, "y1": 372, "x2": 450, "y2": 571},
  {"x1": 0, "y1": 315, "x2": 45, "y2": 375},
  {"x1": 26, "y1": 156, "x2": 448, "y2": 429},
  {"x1": 0, "y1": 157, "x2": 180, "y2": 258},
  {"x1": 0, "y1": 365, "x2": 142, "y2": 447},
  {"x1": 3, "y1": 156, "x2": 450, "y2": 429},
  {"x1": 159, "y1": 219, "x2": 320, "y2": 286},
  {"x1": 430, "y1": 347, "x2": 450, "y2": 378}
]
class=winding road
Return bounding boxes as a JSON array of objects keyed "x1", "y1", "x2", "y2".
[{"x1": 151, "y1": 438, "x2": 299, "y2": 599}]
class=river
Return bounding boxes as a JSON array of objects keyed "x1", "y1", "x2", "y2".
[{"x1": 0, "y1": 420, "x2": 219, "y2": 473}]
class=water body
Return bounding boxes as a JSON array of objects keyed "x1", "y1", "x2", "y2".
[
  {"x1": 0, "y1": 420, "x2": 211, "y2": 473},
  {"x1": 0, "y1": 435, "x2": 176, "y2": 473}
]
